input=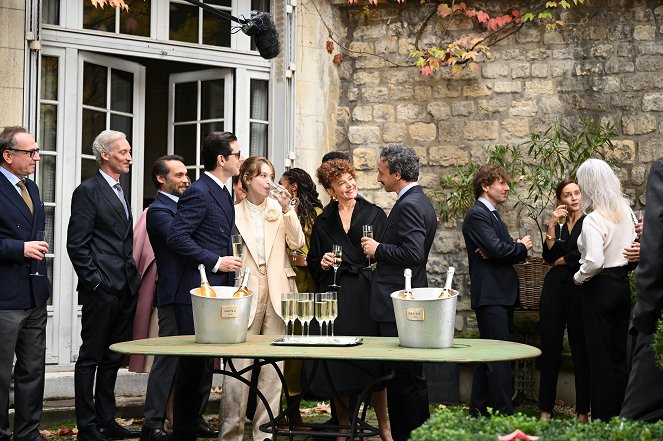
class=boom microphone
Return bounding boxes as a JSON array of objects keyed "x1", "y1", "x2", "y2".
[{"x1": 241, "y1": 11, "x2": 281, "y2": 60}]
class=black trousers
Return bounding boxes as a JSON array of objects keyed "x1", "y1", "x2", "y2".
[
  {"x1": 580, "y1": 268, "x2": 630, "y2": 422},
  {"x1": 378, "y1": 322, "x2": 429, "y2": 441},
  {"x1": 75, "y1": 289, "x2": 136, "y2": 429},
  {"x1": 171, "y1": 304, "x2": 213, "y2": 441},
  {"x1": 143, "y1": 305, "x2": 212, "y2": 429},
  {"x1": 470, "y1": 305, "x2": 513, "y2": 416},
  {"x1": 538, "y1": 269, "x2": 590, "y2": 414},
  {"x1": 0, "y1": 307, "x2": 47, "y2": 441},
  {"x1": 620, "y1": 330, "x2": 663, "y2": 422}
]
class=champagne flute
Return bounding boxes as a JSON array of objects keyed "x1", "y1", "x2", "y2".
[
  {"x1": 557, "y1": 205, "x2": 567, "y2": 242},
  {"x1": 362, "y1": 225, "x2": 373, "y2": 269},
  {"x1": 297, "y1": 293, "x2": 314, "y2": 338},
  {"x1": 231, "y1": 233, "x2": 243, "y2": 282},
  {"x1": 31, "y1": 230, "x2": 47, "y2": 276},
  {"x1": 330, "y1": 245, "x2": 342, "y2": 288},
  {"x1": 280, "y1": 292, "x2": 295, "y2": 340},
  {"x1": 268, "y1": 181, "x2": 299, "y2": 208},
  {"x1": 315, "y1": 292, "x2": 329, "y2": 336},
  {"x1": 326, "y1": 291, "x2": 338, "y2": 337}
]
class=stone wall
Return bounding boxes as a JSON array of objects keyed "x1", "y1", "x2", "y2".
[
  {"x1": 0, "y1": 0, "x2": 25, "y2": 127},
  {"x1": 327, "y1": 0, "x2": 663, "y2": 333}
]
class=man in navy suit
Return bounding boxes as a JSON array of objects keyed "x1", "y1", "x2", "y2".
[
  {"x1": 462, "y1": 163, "x2": 531, "y2": 417},
  {"x1": 67, "y1": 130, "x2": 141, "y2": 441},
  {"x1": 0, "y1": 127, "x2": 51, "y2": 441},
  {"x1": 361, "y1": 144, "x2": 437, "y2": 441},
  {"x1": 620, "y1": 157, "x2": 663, "y2": 422},
  {"x1": 166, "y1": 132, "x2": 243, "y2": 441},
  {"x1": 140, "y1": 155, "x2": 217, "y2": 441}
]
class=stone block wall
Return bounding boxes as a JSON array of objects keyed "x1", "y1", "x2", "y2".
[{"x1": 326, "y1": 0, "x2": 663, "y2": 333}]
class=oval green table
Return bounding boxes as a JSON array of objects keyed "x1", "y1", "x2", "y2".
[{"x1": 111, "y1": 335, "x2": 540, "y2": 440}]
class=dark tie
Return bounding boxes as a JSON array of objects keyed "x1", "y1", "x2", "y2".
[
  {"x1": 16, "y1": 180, "x2": 34, "y2": 215},
  {"x1": 492, "y1": 210, "x2": 507, "y2": 237},
  {"x1": 224, "y1": 186, "x2": 233, "y2": 205},
  {"x1": 114, "y1": 183, "x2": 129, "y2": 219}
]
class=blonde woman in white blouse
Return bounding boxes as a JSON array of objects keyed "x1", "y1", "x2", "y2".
[
  {"x1": 219, "y1": 156, "x2": 305, "y2": 441},
  {"x1": 573, "y1": 158, "x2": 637, "y2": 422}
]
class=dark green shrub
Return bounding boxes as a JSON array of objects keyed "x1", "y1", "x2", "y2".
[{"x1": 410, "y1": 407, "x2": 663, "y2": 441}]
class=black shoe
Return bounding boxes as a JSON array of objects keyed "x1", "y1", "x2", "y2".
[
  {"x1": 15, "y1": 434, "x2": 48, "y2": 441},
  {"x1": 139, "y1": 427, "x2": 169, "y2": 441},
  {"x1": 99, "y1": 421, "x2": 140, "y2": 440},
  {"x1": 193, "y1": 422, "x2": 218, "y2": 439},
  {"x1": 78, "y1": 426, "x2": 112, "y2": 441}
]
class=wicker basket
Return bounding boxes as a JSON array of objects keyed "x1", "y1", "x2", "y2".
[{"x1": 513, "y1": 256, "x2": 551, "y2": 310}]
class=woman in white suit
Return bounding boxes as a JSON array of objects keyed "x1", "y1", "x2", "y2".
[{"x1": 219, "y1": 156, "x2": 305, "y2": 441}]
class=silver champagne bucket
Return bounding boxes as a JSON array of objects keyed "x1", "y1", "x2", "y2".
[
  {"x1": 190, "y1": 286, "x2": 254, "y2": 344},
  {"x1": 390, "y1": 287, "x2": 458, "y2": 348}
]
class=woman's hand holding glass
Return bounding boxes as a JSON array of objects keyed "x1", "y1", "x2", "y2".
[
  {"x1": 268, "y1": 181, "x2": 299, "y2": 210},
  {"x1": 550, "y1": 204, "x2": 569, "y2": 242}
]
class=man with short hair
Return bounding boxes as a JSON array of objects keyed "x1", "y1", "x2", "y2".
[
  {"x1": 0, "y1": 126, "x2": 51, "y2": 441},
  {"x1": 361, "y1": 144, "x2": 437, "y2": 441},
  {"x1": 67, "y1": 130, "x2": 141, "y2": 441},
  {"x1": 167, "y1": 132, "x2": 243, "y2": 441},
  {"x1": 462, "y1": 163, "x2": 532, "y2": 417},
  {"x1": 140, "y1": 155, "x2": 217, "y2": 441}
]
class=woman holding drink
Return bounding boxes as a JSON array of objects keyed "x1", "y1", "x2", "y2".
[
  {"x1": 538, "y1": 179, "x2": 590, "y2": 422},
  {"x1": 218, "y1": 156, "x2": 305, "y2": 441},
  {"x1": 306, "y1": 159, "x2": 393, "y2": 441}
]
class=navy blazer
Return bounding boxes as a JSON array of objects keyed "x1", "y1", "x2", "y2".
[
  {"x1": 371, "y1": 185, "x2": 437, "y2": 323},
  {"x1": 0, "y1": 171, "x2": 52, "y2": 309},
  {"x1": 67, "y1": 171, "x2": 140, "y2": 295},
  {"x1": 633, "y1": 158, "x2": 663, "y2": 335},
  {"x1": 146, "y1": 192, "x2": 187, "y2": 306},
  {"x1": 167, "y1": 173, "x2": 234, "y2": 304},
  {"x1": 462, "y1": 201, "x2": 527, "y2": 309}
]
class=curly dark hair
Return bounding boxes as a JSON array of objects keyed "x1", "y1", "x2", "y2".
[
  {"x1": 316, "y1": 159, "x2": 356, "y2": 190},
  {"x1": 473, "y1": 163, "x2": 511, "y2": 199},
  {"x1": 281, "y1": 168, "x2": 322, "y2": 232}
]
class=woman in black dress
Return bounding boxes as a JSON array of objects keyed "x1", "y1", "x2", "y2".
[
  {"x1": 305, "y1": 159, "x2": 392, "y2": 441},
  {"x1": 538, "y1": 179, "x2": 590, "y2": 422}
]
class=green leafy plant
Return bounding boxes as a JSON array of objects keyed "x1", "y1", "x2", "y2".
[
  {"x1": 655, "y1": 315, "x2": 663, "y2": 369},
  {"x1": 433, "y1": 116, "x2": 616, "y2": 246},
  {"x1": 411, "y1": 407, "x2": 663, "y2": 441}
]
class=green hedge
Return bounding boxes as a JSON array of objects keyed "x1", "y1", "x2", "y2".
[{"x1": 410, "y1": 408, "x2": 663, "y2": 441}]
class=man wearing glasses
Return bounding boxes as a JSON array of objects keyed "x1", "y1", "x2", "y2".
[
  {"x1": 166, "y1": 131, "x2": 243, "y2": 441},
  {"x1": 0, "y1": 126, "x2": 51, "y2": 441}
]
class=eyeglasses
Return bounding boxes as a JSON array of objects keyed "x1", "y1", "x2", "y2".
[
  {"x1": 226, "y1": 151, "x2": 242, "y2": 159},
  {"x1": 7, "y1": 148, "x2": 40, "y2": 159}
]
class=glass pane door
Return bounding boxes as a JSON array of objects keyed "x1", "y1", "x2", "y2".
[{"x1": 168, "y1": 69, "x2": 233, "y2": 180}]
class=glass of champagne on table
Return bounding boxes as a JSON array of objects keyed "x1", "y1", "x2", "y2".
[
  {"x1": 330, "y1": 244, "x2": 342, "y2": 288},
  {"x1": 557, "y1": 205, "x2": 567, "y2": 242},
  {"x1": 231, "y1": 233, "x2": 243, "y2": 282},
  {"x1": 315, "y1": 292, "x2": 329, "y2": 336},
  {"x1": 326, "y1": 291, "x2": 338, "y2": 337},
  {"x1": 281, "y1": 292, "x2": 296, "y2": 340},
  {"x1": 298, "y1": 292, "x2": 314, "y2": 338},
  {"x1": 362, "y1": 225, "x2": 373, "y2": 269}
]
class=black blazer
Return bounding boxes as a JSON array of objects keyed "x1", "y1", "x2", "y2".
[
  {"x1": 146, "y1": 192, "x2": 186, "y2": 306},
  {"x1": 0, "y1": 172, "x2": 51, "y2": 309},
  {"x1": 371, "y1": 185, "x2": 437, "y2": 323},
  {"x1": 462, "y1": 201, "x2": 527, "y2": 309},
  {"x1": 67, "y1": 171, "x2": 140, "y2": 295},
  {"x1": 633, "y1": 157, "x2": 663, "y2": 335},
  {"x1": 167, "y1": 173, "x2": 234, "y2": 304}
]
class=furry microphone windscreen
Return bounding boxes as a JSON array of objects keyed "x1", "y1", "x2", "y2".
[{"x1": 247, "y1": 11, "x2": 280, "y2": 60}]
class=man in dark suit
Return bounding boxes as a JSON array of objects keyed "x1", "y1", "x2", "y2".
[
  {"x1": 166, "y1": 132, "x2": 243, "y2": 441},
  {"x1": 140, "y1": 155, "x2": 216, "y2": 441},
  {"x1": 67, "y1": 130, "x2": 141, "y2": 441},
  {"x1": 0, "y1": 127, "x2": 51, "y2": 441},
  {"x1": 461, "y1": 163, "x2": 531, "y2": 417},
  {"x1": 620, "y1": 157, "x2": 663, "y2": 423},
  {"x1": 361, "y1": 144, "x2": 437, "y2": 441}
]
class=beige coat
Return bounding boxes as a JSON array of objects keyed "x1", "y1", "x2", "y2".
[{"x1": 235, "y1": 197, "x2": 305, "y2": 326}]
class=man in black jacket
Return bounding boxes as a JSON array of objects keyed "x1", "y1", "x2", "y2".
[
  {"x1": 620, "y1": 157, "x2": 663, "y2": 423},
  {"x1": 67, "y1": 130, "x2": 141, "y2": 441},
  {"x1": 462, "y1": 163, "x2": 531, "y2": 417},
  {"x1": 361, "y1": 144, "x2": 437, "y2": 441}
]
